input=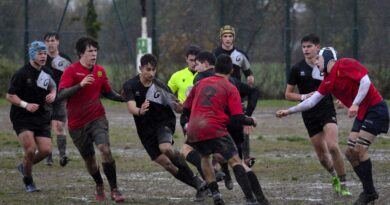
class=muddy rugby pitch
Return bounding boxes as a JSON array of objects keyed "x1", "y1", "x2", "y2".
[{"x1": 0, "y1": 101, "x2": 389, "y2": 205}]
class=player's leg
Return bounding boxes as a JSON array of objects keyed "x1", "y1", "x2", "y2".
[
  {"x1": 17, "y1": 130, "x2": 40, "y2": 192},
  {"x1": 323, "y1": 122, "x2": 351, "y2": 196},
  {"x1": 93, "y1": 118, "x2": 124, "y2": 202},
  {"x1": 52, "y1": 119, "x2": 68, "y2": 166},
  {"x1": 241, "y1": 162, "x2": 269, "y2": 204}
]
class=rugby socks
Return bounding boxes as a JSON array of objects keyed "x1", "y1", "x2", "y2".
[
  {"x1": 174, "y1": 168, "x2": 198, "y2": 189},
  {"x1": 232, "y1": 164, "x2": 255, "y2": 201},
  {"x1": 91, "y1": 170, "x2": 104, "y2": 185},
  {"x1": 353, "y1": 158, "x2": 376, "y2": 194},
  {"x1": 23, "y1": 176, "x2": 33, "y2": 185},
  {"x1": 171, "y1": 151, "x2": 196, "y2": 178},
  {"x1": 185, "y1": 150, "x2": 204, "y2": 178},
  {"x1": 247, "y1": 171, "x2": 267, "y2": 202},
  {"x1": 57, "y1": 135, "x2": 67, "y2": 157},
  {"x1": 208, "y1": 181, "x2": 220, "y2": 194},
  {"x1": 103, "y1": 161, "x2": 118, "y2": 190},
  {"x1": 221, "y1": 162, "x2": 232, "y2": 181},
  {"x1": 328, "y1": 167, "x2": 337, "y2": 177}
]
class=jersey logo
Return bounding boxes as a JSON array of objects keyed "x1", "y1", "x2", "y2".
[
  {"x1": 36, "y1": 70, "x2": 51, "y2": 90},
  {"x1": 182, "y1": 78, "x2": 186, "y2": 83},
  {"x1": 135, "y1": 91, "x2": 140, "y2": 96},
  {"x1": 236, "y1": 56, "x2": 241, "y2": 62},
  {"x1": 300, "y1": 71, "x2": 305, "y2": 76},
  {"x1": 97, "y1": 71, "x2": 103, "y2": 77},
  {"x1": 154, "y1": 91, "x2": 161, "y2": 98}
]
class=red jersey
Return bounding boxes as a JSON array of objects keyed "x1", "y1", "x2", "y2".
[
  {"x1": 318, "y1": 58, "x2": 382, "y2": 120},
  {"x1": 183, "y1": 75, "x2": 243, "y2": 143},
  {"x1": 59, "y1": 62, "x2": 111, "y2": 129}
]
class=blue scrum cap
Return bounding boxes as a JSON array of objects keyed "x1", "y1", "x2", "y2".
[
  {"x1": 319, "y1": 47, "x2": 337, "y2": 73},
  {"x1": 29, "y1": 41, "x2": 47, "y2": 61}
]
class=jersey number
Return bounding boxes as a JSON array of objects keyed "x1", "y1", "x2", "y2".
[{"x1": 201, "y1": 86, "x2": 216, "y2": 106}]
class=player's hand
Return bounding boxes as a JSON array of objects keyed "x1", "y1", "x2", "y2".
[
  {"x1": 247, "y1": 75, "x2": 255, "y2": 87},
  {"x1": 335, "y1": 99, "x2": 347, "y2": 109},
  {"x1": 275, "y1": 109, "x2": 289, "y2": 118},
  {"x1": 26, "y1": 103, "x2": 39, "y2": 113},
  {"x1": 45, "y1": 92, "x2": 56, "y2": 103},
  {"x1": 348, "y1": 104, "x2": 359, "y2": 118},
  {"x1": 140, "y1": 99, "x2": 150, "y2": 115},
  {"x1": 243, "y1": 125, "x2": 254, "y2": 135},
  {"x1": 173, "y1": 101, "x2": 183, "y2": 113},
  {"x1": 80, "y1": 74, "x2": 95, "y2": 87}
]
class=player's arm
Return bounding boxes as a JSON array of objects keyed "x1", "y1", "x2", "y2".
[
  {"x1": 6, "y1": 93, "x2": 40, "y2": 113},
  {"x1": 237, "y1": 81, "x2": 259, "y2": 116},
  {"x1": 45, "y1": 76, "x2": 57, "y2": 103},
  {"x1": 276, "y1": 91, "x2": 324, "y2": 117},
  {"x1": 348, "y1": 75, "x2": 371, "y2": 117},
  {"x1": 102, "y1": 90, "x2": 124, "y2": 102},
  {"x1": 285, "y1": 84, "x2": 313, "y2": 101},
  {"x1": 57, "y1": 74, "x2": 94, "y2": 100}
]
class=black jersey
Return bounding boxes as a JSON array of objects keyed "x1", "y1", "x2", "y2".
[
  {"x1": 46, "y1": 52, "x2": 71, "y2": 86},
  {"x1": 122, "y1": 75, "x2": 176, "y2": 137},
  {"x1": 8, "y1": 64, "x2": 54, "y2": 126},
  {"x1": 288, "y1": 59, "x2": 335, "y2": 116},
  {"x1": 213, "y1": 46, "x2": 252, "y2": 81}
]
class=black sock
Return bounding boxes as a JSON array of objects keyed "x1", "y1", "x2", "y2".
[
  {"x1": 186, "y1": 150, "x2": 204, "y2": 178},
  {"x1": 103, "y1": 161, "x2": 118, "y2": 190},
  {"x1": 353, "y1": 159, "x2": 375, "y2": 194},
  {"x1": 247, "y1": 171, "x2": 266, "y2": 201},
  {"x1": 221, "y1": 162, "x2": 231, "y2": 180},
  {"x1": 91, "y1": 170, "x2": 104, "y2": 185},
  {"x1": 23, "y1": 176, "x2": 33, "y2": 185},
  {"x1": 232, "y1": 164, "x2": 255, "y2": 200},
  {"x1": 208, "y1": 181, "x2": 219, "y2": 194},
  {"x1": 170, "y1": 151, "x2": 195, "y2": 178},
  {"x1": 174, "y1": 168, "x2": 197, "y2": 189},
  {"x1": 57, "y1": 135, "x2": 67, "y2": 157}
]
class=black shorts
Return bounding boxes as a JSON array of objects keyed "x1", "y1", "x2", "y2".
[
  {"x1": 52, "y1": 100, "x2": 67, "y2": 122},
  {"x1": 14, "y1": 125, "x2": 51, "y2": 138},
  {"x1": 69, "y1": 117, "x2": 110, "y2": 159},
  {"x1": 139, "y1": 126, "x2": 173, "y2": 161},
  {"x1": 302, "y1": 108, "x2": 337, "y2": 137},
  {"x1": 189, "y1": 135, "x2": 237, "y2": 160},
  {"x1": 12, "y1": 121, "x2": 51, "y2": 138},
  {"x1": 351, "y1": 101, "x2": 389, "y2": 136}
]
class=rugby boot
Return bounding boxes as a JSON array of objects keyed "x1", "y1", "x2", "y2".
[
  {"x1": 212, "y1": 192, "x2": 225, "y2": 205},
  {"x1": 25, "y1": 183, "x2": 40, "y2": 192},
  {"x1": 95, "y1": 184, "x2": 107, "y2": 201},
  {"x1": 110, "y1": 188, "x2": 125, "y2": 203},
  {"x1": 59, "y1": 156, "x2": 69, "y2": 167},
  {"x1": 353, "y1": 191, "x2": 378, "y2": 205},
  {"x1": 332, "y1": 176, "x2": 341, "y2": 194}
]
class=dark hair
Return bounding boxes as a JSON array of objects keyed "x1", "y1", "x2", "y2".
[
  {"x1": 44, "y1": 32, "x2": 59, "y2": 41},
  {"x1": 75, "y1": 37, "x2": 99, "y2": 57},
  {"x1": 185, "y1": 45, "x2": 201, "y2": 57},
  {"x1": 140, "y1": 54, "x2": 157, "y2": 67},
  {"x1": 196, "y1": 51, "x2": 216, "y2": 66},
  {"x1": 215, "y1": 54, "x2": 232, "y2": 74},
  {"x1": 301, "y1": 33, "x2": 320, "y2": 45}
]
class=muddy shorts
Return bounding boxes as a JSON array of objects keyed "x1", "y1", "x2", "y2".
[
  {"x1": 139, "y1": 126, "x2": 174, "y2": 161},
  {"x1": 189, "y1": 135, "x2": 238, "y2": 160},
  {"x1": 69, "y1": 117, "x2": 109, "y2": 159},
  {"x1": 352, "y1": 101, "x2": 389, "y2": 136}
]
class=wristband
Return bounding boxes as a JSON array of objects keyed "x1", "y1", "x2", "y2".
[
  {"x1": 20, "y1": 101, "x2": 28, "y2": 109},
  {"x1": 301, "y1": 94, "x2": 307, "y2": 101}
]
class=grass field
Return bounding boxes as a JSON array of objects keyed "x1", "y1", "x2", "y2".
[{"x1": 0, "y1": 100, "x2": 389, "y2": 205}]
